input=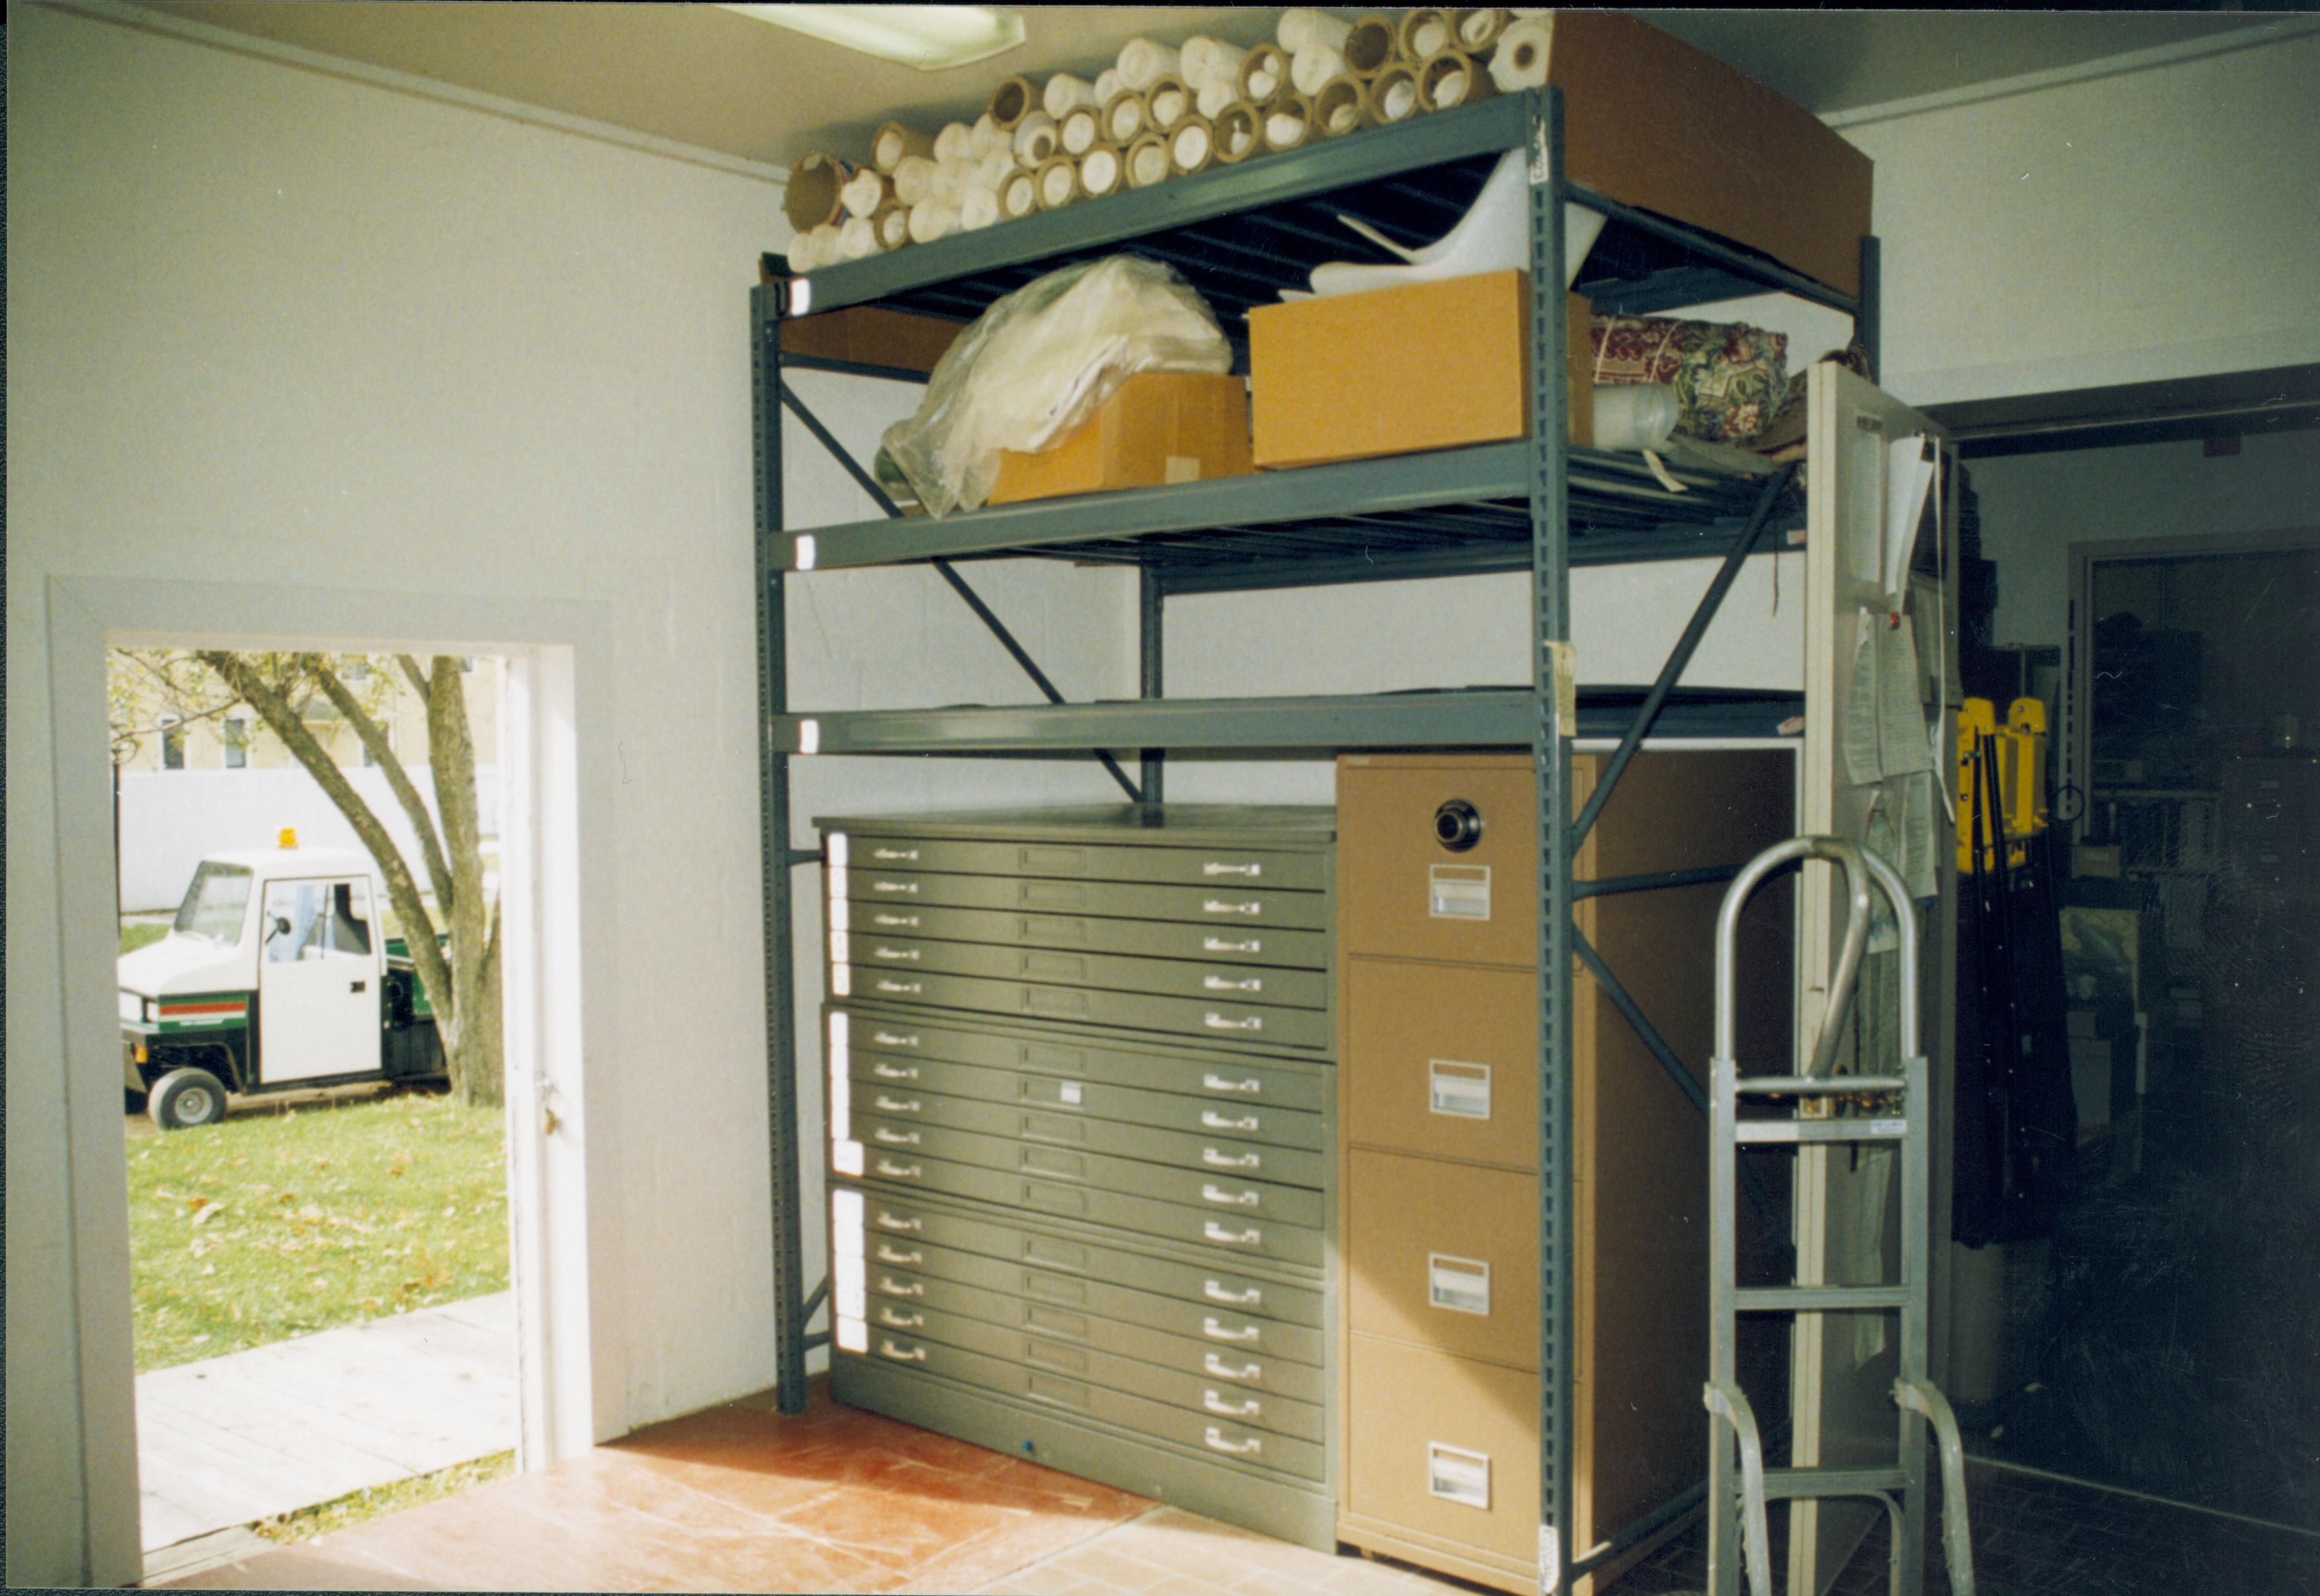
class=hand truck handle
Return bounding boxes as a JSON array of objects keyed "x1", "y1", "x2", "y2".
[{"x1": 1714, "y1": 836, "x2": 1918, "y2": 1074}]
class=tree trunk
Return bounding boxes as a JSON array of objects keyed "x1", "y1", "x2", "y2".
[
  {"x1": 312, "y1": 667, "x2": 458, "y2": 914},
  {"x1": 413, "y1": 655, "x2": 502, "y2": 1108}
]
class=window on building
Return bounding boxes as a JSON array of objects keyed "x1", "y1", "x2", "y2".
[
  {"x1": 160, "y1": 719, "x2": 184, "y2": 770},
  {"x1": 222, "y1": 715, "x2": 248, "y2": 769}
]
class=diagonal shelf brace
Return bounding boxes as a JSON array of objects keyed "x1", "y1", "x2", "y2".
[{"x1": 779, "y1": 381, "x2": 1141, "y2": 802}]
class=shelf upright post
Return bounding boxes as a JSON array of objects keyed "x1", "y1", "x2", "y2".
[
  {"x1": 1526, "y1": 87, "x2": 1577, "y2": 1592},
  {"x1": 1139, "y1": 562, "x2": 1164, "y2": 805},
  {"x1": 751, "y1": 281, "x2": 809, "y2": 1414}
]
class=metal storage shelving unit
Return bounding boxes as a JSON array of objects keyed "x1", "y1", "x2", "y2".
[{"x1": 751, "y1": 90, "x2": 1873, "y2": 1591}]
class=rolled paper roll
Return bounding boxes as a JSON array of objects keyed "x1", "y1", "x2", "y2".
[
  {"x1": 782, "y1": 153, "x2": 852, "y2": 233},
  {"x1": 1239, "y1": 44, "x2": 1289, "y2": 106},
  {"x1": 839, "y1": 166, "x2": 889, "y2": 219},
  {"x1": 933, "y1": 121, "x2": 974, "y2": 163},
  {"x1": 1125, "y1": 131, "x2": 1172, "y2": 190},
  {"x1": 1457, "y1": 8, "x2": 1513, "y2": 54},
  {"x1": 838, "y1": 215, "x2": 880, "y2": 260},
  {"x1": 1211, "y1": 101, "x2": 1261, "y2": 164},
  {"x1": 807, "y1": 221, "x2": 843, "y2": 266},
  {"x1": 1490, "y1": 17, "x2": 1552, "y2": 92},
  {"x1": 1180, "y1": 36, "x2": 1248, "y2": 92},
  {"x1": 1012, "y1": 110, "x2": 1059, "y2": 165},
  {"x1": 1343, "y1": 15, "x2": 1398, "y2": 78},
  {"x1": 873, "y1": 201, "x2": 912, "y2": 250},
  {"x1": 1368, "y1": 61, "x2": 1422, "y2": 123},
  {"x1": 783, "y1": 228, "x2": 819, "y2": 274},
  {"x1": 1262, "y1": 90, "x2": 1316, "y2": 153},
  {"x1": 872, "y1": 122, "x2": 935, "y2": 173},
  {"x1": 1116, "y1": 37, "x2": 1179, "y2": 92},
  {"x1": 1035, "y1": 154, "x2": 1081, "y2": 209},
  {"x1": 1094, "y1": 67, "x2": 1122, "y2": 104},
  {"x1": 1078, "y1": 143, "x2": 1125, "y2": 199},
  {"x1": 976, "y1": 147, "x2": 1017, "y2": 190},
  {"x1": 999, "y1": 167, "x2": 1040, "y2": 219},
  {"x1": 1399, "y1": 9, "x2": 1454, "y2": 63},
  {"x1": 907, "y1": 200, "x2": 959, "y2": 244},
  {"x1": 969, "y1": 112, "x2": 1004, "y2": 157},
  {"x1": 1060, "y1": 104, "x2": 1103, "y2": 156},
  {"x1": 930, "y1": 158, "x2": 971, "y2": 206},
  {"x1": 891, "y1": 154, "x2": 937, "y2": 207},
  {"x1": 1291, "y1": 45, "x2": 1345, "y2": 98},
  {"x1": 1195, "y1": 78, "x2": 1236, "y2": 122},
  {"x1": 1278, "y1": 7, "x2": 1351, "y2": 54},
  {"x1": 987, "y1": 75, "x2": 1036, "y2": 131},
  {"x1": 1419, "y1": 49, "x2": 1497, "y2": 110},
  {"x1": 1102, "y1": 87, "x2": 1148, "y2": 147},
  {"x1": 1043, "y1": 74, "x2": 1097, "y2": 121},
  {"x1": 959, "y1": 186, "x2": 1001, "y2": 231},
  {"x1": 1144, "y1": 74, "x2": 1193, "y2": 131},
  {"x1": 1312, "y1": 75, "x2": 1373, "y2": 137},
  {"x1": 1168, "y1": 115, "x2": 1216, "y2": 176}
]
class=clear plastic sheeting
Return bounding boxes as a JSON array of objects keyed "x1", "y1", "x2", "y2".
[{"x1": 880, "y1": 256, "x2": 1232, "y2": 517}]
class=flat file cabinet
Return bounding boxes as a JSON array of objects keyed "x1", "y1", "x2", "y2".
[
  {"x1": 818, "y1": 806, "x2": 1338, "y2": 1548},
  {"x1": 1335, "y1": 753, "x2": 1793, "y2": 1594}
]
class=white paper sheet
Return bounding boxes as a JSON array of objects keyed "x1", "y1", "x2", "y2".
[
  {"x1": 1877, "y1": 616, "x2": 1937, "y2": 778},
  {"x1": 1884, "y1": 435, "x2": 1935, "y2": 598},
  {"x1": 1902, "y1": 770, "x2": 1939, "y2": 902},
  {"x1": 1844, "y1": 618, "x2": 1885, "y2": 786}
]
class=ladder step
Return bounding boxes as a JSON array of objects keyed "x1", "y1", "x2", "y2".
[
  {"x1": 1735, "y1": 1118, "x2": 1908, "y2": 1144},
  {"x1": 1760, "y1": 1466, "x2": 1910, "y2": 1501},
  {"x1": 1735, "y1": 1285, "x2": 1911, "y2": 1312},
  {"x1": 1736, "y1": 1075, "x2": 1907, "y2": 1097}
]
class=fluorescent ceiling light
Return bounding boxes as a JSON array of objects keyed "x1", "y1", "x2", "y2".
[{"x1": 716, "y1": 5, "x2": 1026, "y2": 71}]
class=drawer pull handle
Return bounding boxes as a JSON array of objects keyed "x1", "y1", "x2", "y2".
[
  {"x1": 1203, "y1": 936, "x2": 1261, "y2": 953},
  {"x1": 874, "y1": 1159, "x2": 922, "y2": 1179},
  {"x1": 874, "y1": 1213, "x2": 922, "y2": 1233},
  {"x1": 1203, "y1": 1317, "x2": 1261, "y2": 1343},
  {"x1": 873, "y1": 1095, "x2": 921, "y2": 1114},
  {"x1": 1205, "y1": 1280, "x2": 1262, "y2": 1306},
  {"x1": 1202, "y1": 1073, "x2": 1261, "y2": 1095},
  {"x1": 872, "y1": 1128, "x2": 921, "y2": 1147},
  {"x1": 878, "y1": 1307, "x2": 924, "y2": 1328},
  {"x1": 1203, "y1": 1222, "x2": 1261, "y2": 1247},
  {"x1": 1203, "y1": 1426, "x2": 1262, "y2": 1457},
  {"x1": 1203, "y1": 899, "x2": 1261, "y2": 916},
  {"x1": 878, "y1": 1339, "x2": 926, "y2": 1363},
  {"x1": 872, "y1": 847, "x2": 921, "y2": 861},
  {"x1": 1203, "y1": 1148, "x2": 1261, "y2": 1171},
  {"x1": 872, "y1": 881, "x2": 919, "y2": 894},
  {"x1": 1203, "y1": 1354, "x2": 1261, "y2": 1383},
  {"x1": 874, "y1": 1245, "x2": 922, "y2": 1265},
  {"x1": 1203, "y1": 1391, "x2": 1261, "y2": 1418},
  {"x1": 870, "y1": 1031, "x2": 920, "y2": 1048},
  {"x1": 872, "y1": 914, "x2": 920, "y2": 928},
  {"x1": 1203, "y1": 861, "x2": 1261, "y2": 877},
  {"x1": 1201, "y1": 1111, "x2": 1260, "y2": 1132},
  {"x1": 1204, "y1": 976, "x2": 1262, "y2": 993},
  {"x1": 875, "y1": 980, "x2": 924, "y2": 996},
  {"x1": 871, "y1": 1064, "x2": 920, "y2": 1081},
  {"x1": 872, "y1": 947, "x2": 920, "y2": 962},
  {"x1": 877, "y1": 1277, "x2": 925, "y2": 1297},
  {"x1": 1202, "y1": 1183, "x2": 1260, "y2": 1208},
  {"x1": 1204, "y1": 1013, "x2": 1262, "y2": 1033}
]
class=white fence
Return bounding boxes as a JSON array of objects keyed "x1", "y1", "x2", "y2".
[{"x1": 116, "y1": 766, "x2": 500, "y2": 912}]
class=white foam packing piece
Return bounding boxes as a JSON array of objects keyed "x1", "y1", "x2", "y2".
[
  {"x1": 1117, "y1": 37, "x2": 1180, "y2": 92},
  {"x1": 1490, "y1": 18, "x2": 1553, "y2": 92},
  {"x1": 891, "y1": 155, "x2": 936, "y2": 207},
  {"x1": 1278, "y1": 7, "x2": 1351, "y2": 54},
  {"x1": 907, "y1": 200, "x2": 960, "y2": 244},
  {"x1": 1043, "y1": 74, "x2": 1098, "y2": 119}
]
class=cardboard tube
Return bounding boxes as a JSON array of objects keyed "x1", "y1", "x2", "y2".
[
  {"x1": 1078, "y1": 143, "x2": 1125, "y2": 199},
  {"x1": 1420, "y1": 50, "x2": 1497, "y2": 110},
  {"x1": 1343, "y1": 15, "x2": 1398, "y2": 78},
  {"x1": 1368, "y1": 62, "x2": 1422, "y2": 123},
  {"x1": 839, "y1": 167, "x2": 890, "y2": 219},
  {"x1": 783, "y1": 229, "x2": 819, "y2": 274},
  {"x1": 959, "y1": 186, "x2": 1001, "y2": 231},
  {"x1": 1239, "y1": 45, "x2": 1290, "y2": 106},
  {"x1": 872, "y1": 122, "x2": 935, "y2": 173},
  {"x1": 976, "y1": 147, "x2": 1016, "y2": 191},
  {"x1": 1262, "y1": 91, "x2": 1316, "y2": 153},
  {"x1": 999, "y1": 167, "x2": 1040, "y2": 219},
  {"x1": 1196, "y1": 79, "x2": 1236, "y2": 121},
  {"x1": 906, "y1": 200, "x2": 959, "y2": 244},
  {"x1": 1312, "y1": 75, "x2": 1373, "y2": 137},
  {"x1": 1291, "y1": 46, "x2": 1345, "y2": 98},
  {"x1": 838, "y1": 215, "x2": 879, "y2": 260},
  {"x1": 1037, "y1": 155, "x2": 1082, "y2": 209},
  {"x1": 1456, "y1": 9, "x2": 1512, "y2": 54},
  {"x1": 933, "y1": 122, "x2": 974, "y2": 163},
  {"x1": 1399, "y1": 9, "x2": 1454, "y2": 63},
  {"x1": 1117, "y1": 37, "x2": 1179, "y2": 92},
  {"x1": 1102, "y1": 87, "x2": 1148, "y2": 147},
  {"x1": 805, "y1": 221, "x2": 842, "y2": 267},
  {"x1": 987, "y1": 75, "x2": 1037, "y2": 131},
  {"x1": 1145, "y1": 74, "x2": 1193, "y2": 132},
  {"x1": 1123, "y1": 131, "x2": 1171, "y2": 190},
  {"x1": 873, "y1": 201, "x2": 912, "y2": 250},
  {"x1": 1168, "y1": 115, "x2": 1216, "y2": 176},
  {"x1": 970, "y1": 113, "x2": 1005, "y2": 157},
  {"x1": 1180, "y1": 36, "x2": 1248, "y2": 92},
  {"x1": 1490, "y1": 17, "x2": 1553, "y2": 92},
  {"x1": 1012, "y1": 110, "x2": 1059, "y2": 165},
  {"x1": 1278, "y1": 7, "x2": 1351, "y2": 54},
  {"x1": 1060, "y1": 104, "x2": 1103, "y2": 157},
  {"x1": 930, "y1": 159, "x2": 969, "y2": 207},
  {"x1": 782, "y1": 153, "x2": 852, "y2": 233},
  {"x1": 1094, "y1": 67, "x2": 1122, "y2": 104},
  {"x1": 1043, "y1": 73, "x2": 1098, "y2": 120},
  {"x1": 891, "y1": 154, "x2": 937, "y2": 207},
  {"x1": 1212, "y1": 102, "x2": 1261, "y2": 164}
]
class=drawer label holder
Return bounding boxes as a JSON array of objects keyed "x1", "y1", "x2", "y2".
[
  {"x1": 1428, "y1": 1060, "x2": 1493, "y2": 1119},
  {"x1": 1427, "y1": 1441, "x2": 1492, "y2": 1509},
  {"x1": 1429, "y1": 1252, "x2": 1493, "y2": 1316},
  {"x1": 1429, "y1": 864, "x2": 1491, "y2": 921}
]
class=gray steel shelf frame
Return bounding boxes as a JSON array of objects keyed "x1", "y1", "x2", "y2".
[{"x1": 753, "y1": 87, "x2": 1870, "y2": 1591}]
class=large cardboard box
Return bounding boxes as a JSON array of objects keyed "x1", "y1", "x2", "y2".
[
  {"x1": 988, "y1": 371, "x2": 1252, "y2": 505},
  {"x1": 778, "y1": 304, "x2": 962, "y2": 375},
  {"x1": 1249, "y1": 275, "x2": 1590, "y2": 472}
]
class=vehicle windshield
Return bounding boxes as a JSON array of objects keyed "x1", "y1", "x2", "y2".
[{"x1": 172, "y1": 863, "x2": 254, "y2": 945}]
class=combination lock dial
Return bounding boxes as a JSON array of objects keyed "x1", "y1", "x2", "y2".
[{"x1": 1433, "y1": 798, "x2": 1483, "y2": 852}]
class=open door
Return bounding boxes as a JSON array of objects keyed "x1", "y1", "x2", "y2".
[{"x1": 1790, "y1": 365, "x2": 1961, "y2": 1593}]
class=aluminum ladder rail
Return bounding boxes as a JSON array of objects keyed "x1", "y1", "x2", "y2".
[{"x1": 1704, "y1": 836, "x2": 1977, "y2": 1596}]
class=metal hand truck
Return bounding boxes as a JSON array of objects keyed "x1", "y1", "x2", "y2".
[{"x1": 1704, "y1": 836, "x2": 1978, "y2": 1596}]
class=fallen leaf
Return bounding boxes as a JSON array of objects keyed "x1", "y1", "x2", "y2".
[{"x1": 192, "y1": 1204, "x2": 227, "y2": 1227}]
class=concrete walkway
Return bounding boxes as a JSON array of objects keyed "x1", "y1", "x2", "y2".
[{"x1": 137, "y1": 1291, "x2": 515, "y2": 1554}]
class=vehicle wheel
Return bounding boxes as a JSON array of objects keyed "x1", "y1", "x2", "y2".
[{"x1": 148, "y1": 1067, "x2": 229, "y2": 1130}]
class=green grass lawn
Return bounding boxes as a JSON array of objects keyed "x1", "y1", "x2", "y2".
[
  {"x1": 127, "y1": 1091, "x2": 507, "y2": 1373},
  {"x1": 252, "y1": 1451, "x2": 515, "y2": 1546},
  {"x1": 120, "y1": 921, "x2": 171, "y2": 956}
]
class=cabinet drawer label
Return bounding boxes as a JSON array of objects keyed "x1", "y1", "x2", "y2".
[
  {"x1": 1429, "y1": 1252, "x2": 1493, "y2": 1316},
  {"x1": 1429, "y1": 864, "x2": 1491, "y2": 920},
  {"x1": 1427, "y1": 1442, "x2": 1492, "y2": 1509},
  {"x1": 1429, "y1": 1060, "x2": 1493, "y2": 1119}
]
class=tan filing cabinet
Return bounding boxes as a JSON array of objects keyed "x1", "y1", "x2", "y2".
[{"x1": 1336, "y1": 751, "x2": 1793, "y2": 1594}]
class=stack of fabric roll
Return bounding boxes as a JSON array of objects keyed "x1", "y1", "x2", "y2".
[{"x1": 783, "y1": 9, "x2": 1556, "y2": 274}]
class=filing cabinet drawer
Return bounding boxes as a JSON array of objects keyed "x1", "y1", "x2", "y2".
[
  {"x1": 833, "y1": 832, "x2": 1329, "y2": 892},
  {"x1": 1346, "y1": 1334, "x2": 1538, "y2": 1568},
  {"x1": 1344, "y1": 959, "x2": 1538, "y2": 1170},
  {"x1": 1340, "y1": 757, "x2": 1541, "y2": 968},
  {"x1": 839, "y1": 931, "x2": 1329, "y2": 1009},
  {"x1": 848, "y1": 1084, "x2": 1329, "y2": 1189},
  {"x1": 1346, "y1": 1149, "x2": 1538, "y2": 1370},
  {"x1": 841, "y1": 867, "x2": 1330, "y2": 931},
  {"x1": 835, "y1": 967, "x2": 1330, "y2": 1050},
  {"x1": 837, "y1": 1004, "x2": 1333, "y2": 1114},
  {"x1": 839, "y1": 899, "x2": 1332, "y2": 970},
  {"x1": 839, "y1": 1185, "x2": 1326, "y2": 1322},
  {"x1": 843, "y1": 1328, "x2": 1327, "y2": 1484},
  {"x1": 860, "y1": 1247, "x2": 1326, "y2": 1375}
]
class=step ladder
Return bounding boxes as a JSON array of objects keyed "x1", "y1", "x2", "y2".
[{"x1": 1704, "y1": 836, "x2": 1978, "y2": 1596}]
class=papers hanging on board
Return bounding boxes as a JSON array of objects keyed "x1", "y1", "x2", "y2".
[
  {"x1": 1885, "y1": 435, "x2": 1935, "y2": 599},
  {"x1": 1844, "y1": 608, "x2": 1938, "y2": 788}
]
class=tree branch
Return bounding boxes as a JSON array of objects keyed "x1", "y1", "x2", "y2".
[
  {"x1": 396, "y1": 653, "x2": 432, "y2": 700},
  {"x1": 311, "y1": 661, "x2": 457, "y2": 916}
]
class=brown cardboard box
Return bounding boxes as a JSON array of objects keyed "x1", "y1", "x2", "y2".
[
  {"x1": 987, "y1": 371, "x2": 1252, "y2": 506},
  {"x1": 778, "y1": 304, "x2": 963, "y2": 375},
  {"x1": 1249, "y1": 276, "x2": 1591, "y2": 472}
]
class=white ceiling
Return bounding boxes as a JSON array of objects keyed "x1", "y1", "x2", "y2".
[{"x1": 126, "y1": 3, "x2": 2275, "y2": 170}]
